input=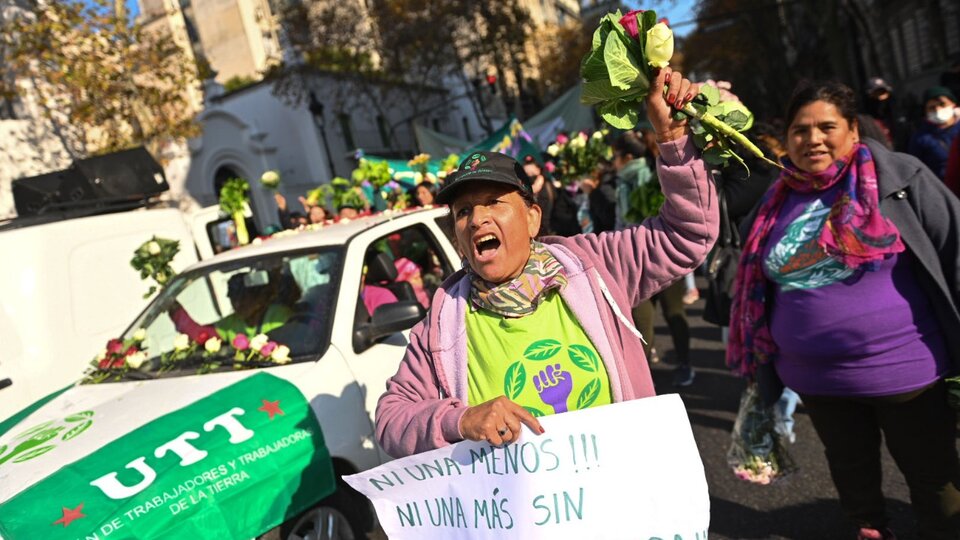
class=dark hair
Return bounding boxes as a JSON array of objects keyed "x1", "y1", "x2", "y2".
[
  {"x1": 611, "y1": 131, "x2": 647, "y2": 160},
  {"x1": 415, "y1": 181, "x2": 439, "y2": 196},
  {"x1": 784, "y1": 80, "x2": 859, "y2": 131}
]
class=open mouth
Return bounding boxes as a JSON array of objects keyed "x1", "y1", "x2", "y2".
[{"x1": 473, "y1": 233, "x2": 501, "y2": 261}]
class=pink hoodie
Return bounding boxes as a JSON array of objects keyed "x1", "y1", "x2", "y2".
[{"x1": 375, "y1": 135, "x2": 718, "y2": 457}]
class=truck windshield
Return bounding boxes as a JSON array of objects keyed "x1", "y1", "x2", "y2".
[{"x1": 112, "y1": 248, "x2": 343, "y2": 378}]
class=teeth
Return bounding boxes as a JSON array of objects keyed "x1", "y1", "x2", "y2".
[{"x1": 476, "y1": 234, "x2": 496, "y2": 244}]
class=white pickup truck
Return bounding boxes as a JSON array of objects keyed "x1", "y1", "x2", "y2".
[{"x1": 0, "y1": 207, "x2": 460, "y2": 540}]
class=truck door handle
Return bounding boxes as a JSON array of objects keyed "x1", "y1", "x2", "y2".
[{"x1": 0, "y1": 378, "x2": 11, "y2": 391}]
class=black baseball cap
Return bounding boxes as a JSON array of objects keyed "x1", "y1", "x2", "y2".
[{"x1": 435, "y1": 151, "x2": 533, "y2": 205}]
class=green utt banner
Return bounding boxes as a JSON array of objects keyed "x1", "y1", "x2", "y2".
[{"x1": 0, "y1": 373, "x2": 335, "y2": 540}]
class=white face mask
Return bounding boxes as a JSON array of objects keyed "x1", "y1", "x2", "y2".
[{"x1": 927, "y1": 106, "x2": 956, "y2": 125}]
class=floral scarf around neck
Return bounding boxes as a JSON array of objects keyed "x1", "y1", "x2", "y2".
[
  {"x1": 727, "y1": 143, "x2": 905, "y2": 378},
  {"x1": 469, "y1": 241, "x2": 568, "y2": 318}
]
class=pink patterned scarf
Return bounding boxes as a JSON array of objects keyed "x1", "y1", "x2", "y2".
[{"x1": 727, "y1": 143, "x2": 905, "y2": 377}]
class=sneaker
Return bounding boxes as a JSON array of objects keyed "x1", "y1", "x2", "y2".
[
  {"x1": 856, "y1": 527, "x2": 896, "y2": 540},
  {"x1": 682, "y1": 288, "x2": 700, "y2": 305},
  {"x1": 673, "y1": 365, "x2": 695, "y2": 387}
]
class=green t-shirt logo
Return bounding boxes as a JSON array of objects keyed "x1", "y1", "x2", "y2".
[{"x1": 466, "y1": 293, "x2": 611, "y2": 417}]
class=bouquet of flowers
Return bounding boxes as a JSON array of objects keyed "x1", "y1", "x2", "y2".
[
  {"x1": 352, "y1": 158, "x2": 392, "y2": 190},
  {"x1": 580, "y1": 9, "x2": 779, "y2": 172},
  {"x1": 260, "y1": 170, "x2": 281, "y2": 190},
  {"x1": 547, "y1": 130, "x2": 611, "y2": 184},
  {"x1": 130, "y1": 236, "x2": 181, "y2": 298},
  {"x1": 438, "y1": 153, "x2": 461, "y2": 180},
  {"x1": 727, "y1": 383, "x2": 797, "y2": 485},
  {"x1": 219, "y1": 177, "x2": 251, "y2": 245},
  {"x1": 83, "y1": 329, "x2": 150, "y2": 383},
  {"x1": 161, "y1": 332, "x2": 291, "y2": 375},
  {"x1": 380, "y1": 180, "x2": 411, "y2": 210}
]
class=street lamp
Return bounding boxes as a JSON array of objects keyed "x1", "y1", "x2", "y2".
[{"x1": 308, "y1": 91, "x2": 337, "y2": 179}]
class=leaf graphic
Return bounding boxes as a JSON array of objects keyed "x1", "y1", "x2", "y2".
[
  {"x1": 12, "y1": 445, "x2": 55, "y2": 463},
  {"x1": 575, "y1": 379, "x2": 602, "y2": 410},
  {"x1": 64, "y1": 411, "x2": 94, "y2": 423},
  {"x1": 61, "y1": 420, "x2": 92, "y2": 441},
  {"x1": 524, "y1": 407, "x2": 545, "y2": 418},
  {"x1": 503, "y1": 362, "x2": 526, "y2": 400},
  {"x1": 0, "y1": 444, "x2": 6, "y2": 456},
  {"x1": 523, "y1": 339, "x2": 562, "y2": 361},
  {"x1": 15, "y1": 420, "x2": 53, "y2": 440},
  {"x1": 568, "y1": 345, "x2": 600, "y2": 373}
]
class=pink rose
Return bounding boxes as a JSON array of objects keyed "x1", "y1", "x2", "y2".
[
  {"x1": 110, "y1": 358, "x2": 126, "y2": 369},
  {"x1": 124, "y1": 345, "x2": 139, "y2": 357},
  {"x1": 556, "y1": 133, "x2": 569, "y2": 145},
  {"x1": 196, "y1": 330, "x2": 211, "y2": 345},
  {"x1": 260, "y1": 341, "x2": 278, "y2": 356},
  {"x1": 619, "y1": 9, "x2": 644, "y2": 40},
  {"x1": 544, "y1": 161, "x2": 556, "y2": 173},
  {"x1": 232, "y1": 334, "x2": 250, "y2": 351},
  {"x1": 99, "y1": 358, "x2": 112, "y2": 369},
  {"x1": 106, "y1": 339, "x2": 124, "y2": 355}
]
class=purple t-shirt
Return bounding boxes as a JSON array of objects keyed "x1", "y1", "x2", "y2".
[{"x1": 763, "y1": 187, "x2": 948, "y2": 397}]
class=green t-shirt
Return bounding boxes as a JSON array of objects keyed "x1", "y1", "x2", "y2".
[{"x1": 465, "y1": 290, "x2": 612, "y2": 417}]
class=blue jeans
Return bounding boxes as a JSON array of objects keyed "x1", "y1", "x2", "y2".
[{"x1": 774, "y1": 387, "x2": 799, "y2": 442}]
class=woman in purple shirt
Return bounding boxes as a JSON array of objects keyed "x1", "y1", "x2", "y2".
[{"x1": 729, "y1": 81, "x2": 960, "y2": 540}]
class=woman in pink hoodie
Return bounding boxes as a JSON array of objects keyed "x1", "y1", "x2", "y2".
[{"x1": 375, "y1": 69, "x2": 719, "y2": 458}]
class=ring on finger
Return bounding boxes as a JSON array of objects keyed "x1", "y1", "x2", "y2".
[{"x1": 497, "y1": 427, "x2": 509, "y2": 437}]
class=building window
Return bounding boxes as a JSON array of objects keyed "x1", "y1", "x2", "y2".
[
  {"x1": 432, "y1": 118, "x2": 442, "y2": 132},
  {"x1": 376, "y1": 115, "x2": 391, "y2": 148},
  {"x1": 462, "y1": 116, "x2": 472, "y2": 141},
  {"x1": 338, "y1": 113, "x2": 356, "y2": 150}
]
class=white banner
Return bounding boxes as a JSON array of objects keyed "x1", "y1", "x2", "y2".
[{"x1": 344, "y1": 394, "x2": 710, "y2": 539}]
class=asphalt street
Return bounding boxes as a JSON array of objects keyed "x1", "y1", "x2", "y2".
[{"x1": 649, "y1": 285, "x2": 918, "y2": 540}]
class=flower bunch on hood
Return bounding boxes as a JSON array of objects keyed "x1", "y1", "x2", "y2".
[{"x1": 84, "y1": 329, "x2": 149, "y2": 383}]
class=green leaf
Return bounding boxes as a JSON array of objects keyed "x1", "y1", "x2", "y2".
[
  {"x1": 524, "y1": 406, "x2": 546, "y2": 418},
  {"x1": 599, "y1": 100, "x2": 640, "y2": 130},
  {"x1": 12, "y1": 445, "x2": 55, "y2": 463},
  {"x1": 699, "y1": 84, "x2": 721, "y2": 107},
  {"x1": 61, "y1": 420, "x2": 92, "y2": 441},
  {"x1": 642, "y1": 10, "x2": 658, "y2": 34},
  {"x1": 503, "y1": 362, "x2": 526, "y2": 399},
  {"x1": 591, "y1": 16, "x2": 614, "y2": 52},
  {"x1": 603, "y1": 35, "x2": 641, "y2": 90},
  {"x1": 523, "y1": 339, "x2": 562, "y2": 361},
  {"x1": 702, "y1": 146, "x2": 730, "y2": 166},
  {"x1": 580, "y1": 49, "x2": 608, "y2": 82},
  {"x1": 568, "y1": 345, "x2": 600, "y2": 373},
  {"x1": 580, "y1": 78, "x2": 623, "y2": 105},
  {"x1": 575, "y1": 379, "x2": 602, "y2": 410},
  {"x1": 724, "y1": 110, "x2": 751, "y2": 131},
  {"x1": 16, "y1": 421, "x2": 53, "y2": 440}
]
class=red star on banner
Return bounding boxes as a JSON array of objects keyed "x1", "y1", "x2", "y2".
[
  {"x1": 53, "y1": 503, "x2": 85, "y2": 527},
  {"x1": 258, "y1": 399, "x2": 284, "y2": 419}
]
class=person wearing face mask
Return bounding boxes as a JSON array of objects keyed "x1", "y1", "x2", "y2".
[
  {"x1": 375, "y1": 68, "x2": 718, "y2": 457},
  {"x1": 730, "y1": 80, "x2": 960, "y2": 540},
  {"x1": 908, "y1": 86, "x2": 960, "y2": 179}
]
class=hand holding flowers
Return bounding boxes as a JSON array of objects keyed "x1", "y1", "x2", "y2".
[{"x1": 131, "y1": 236, "x2": 181, "y2": 299}]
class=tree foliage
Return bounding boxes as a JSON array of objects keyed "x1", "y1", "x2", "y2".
[
  {"x1": 273, "y1": 0, "x2": 532, "y2": 139},
  {"x1": 0, "y1": 0, "x2": 200, "y2": 156},
  {"x1": 682, "y1": 0, "x2": 852, "y2": 121}
]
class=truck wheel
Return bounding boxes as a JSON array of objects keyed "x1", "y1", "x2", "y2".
[{"x1": 279, "y1": 484, "x2": 367, "y2": 540}]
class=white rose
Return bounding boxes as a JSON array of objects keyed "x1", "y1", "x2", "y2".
[
  {"x1": 260, "y1": 170, "x2": 280, "y2": 188},
  {"x1": 96, "y1": 349, "x2": 107, "y2": 362},
  {"x1": 173, "y1": 333, "x2": 190, "y2": 351},
  {"x1": 126, "y1": 351, "x2": 147, "y2": 369},
  {"x1": 132, "y1": 328, "x2": 147, "y2": 342},
  {"x1": 146, "y1": 241, "x2": 161, "y2": 255},
  {"x1": 250, "y1": 334, "x2": 269, "y2": 351},
  {"x1": 547, "y1": 144, "x2": 560, "y2": 157},
  {"x1": 271, "y1": 345, "x2": 291, "y2": 364},
  {"x1": 204, "y1": 337, "x2": 222, "y2": 354},
  {"x1": 570, "y1": 137, "x2": 586, "y2": 149},
  {"x1": 591, "y1": 131, "x2": 603, "y2": 141}
]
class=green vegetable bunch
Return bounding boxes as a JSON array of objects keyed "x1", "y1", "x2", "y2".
[
  {"x1": 352, "y1": 158, "x2": 392, "y2": 190},
  {"x1": 580, "y1": 9, "x2": 780, "y2": 172},
  {"x1": 219, "y1": 178, "x2": 251, "y2": 245},
  {"x1": 130, "y1": 236, "x2": 181, "y2": 298}
]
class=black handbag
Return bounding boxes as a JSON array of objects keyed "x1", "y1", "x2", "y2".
[{"x1": 703, "y1": 180, "x2": 741, "y2": 327}]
